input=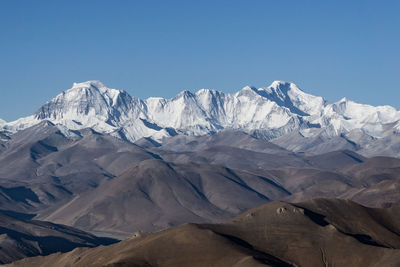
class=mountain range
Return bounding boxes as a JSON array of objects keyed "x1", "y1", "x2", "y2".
[
  {"x1": 1, "y1": 81, "x2": 400, "y2": 266},
  {"x1": 0, "y1": 118, "x2": 399, "y2": 238},
  {"x1": 2, "y1": 80, "x2": 400, "y2": 157}
]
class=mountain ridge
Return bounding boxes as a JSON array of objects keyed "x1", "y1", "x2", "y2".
[
  {"x1": 1, "y1": 80, "x2": 400, "y2": 157},
  {"x1": 6, "y1": 199, "x2": 400, "y2": 267}
]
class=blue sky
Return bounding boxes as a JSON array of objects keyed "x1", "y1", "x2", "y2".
[{"x1": 0, "y1": 0, "x2": 399, "y2": 121}]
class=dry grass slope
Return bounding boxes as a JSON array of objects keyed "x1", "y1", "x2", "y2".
[{"x1": 6, "y1": 199, "x2": 400, "y2": 267}]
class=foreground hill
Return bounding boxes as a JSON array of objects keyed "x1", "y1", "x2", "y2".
[
  {"x1": 7, "y1": 199, "x2": 400, "y2": 267},
  {"x1": 0, "y1": 213, "x2": 116, "y2": 264}
]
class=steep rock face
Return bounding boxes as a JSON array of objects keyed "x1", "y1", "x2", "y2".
[{"x1": 2, "y1": 80, "x2": 400, "y2": 149}]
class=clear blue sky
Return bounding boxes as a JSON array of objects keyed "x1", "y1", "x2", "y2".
[{"x1": 1, "y1": 0, "x2": 399, "y2": 121}]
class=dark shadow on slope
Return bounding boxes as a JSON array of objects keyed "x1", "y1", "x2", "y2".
[
  {"x1": 0, "y1": 226, "x2": 118, "y2": 256},
  {"x1": 140, "y1": 118, "x2": 162, "y2": 131},
  {"x1": 0, "y1": 186, "x2": 40, "y2": 204},
  {"x1": 0, "y1": 209, "x2": 36, "y2": 220},
  {"x1": 294, "y1": 205, "x2": 392, "y2": 248},
  {"x1": 297, "y1": 207, "x2": 329, "y2": 227},
  {"x1": 348, "y1": 234, "x2": 390, "y2": 248},
  {"x1": 217, "y1": 232, "x2": 294, "y2": 267}
]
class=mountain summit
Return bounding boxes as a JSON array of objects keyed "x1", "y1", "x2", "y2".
[
  {"x1": 36, "y1": 80, "x2": 133, "y2": 121},
  {"x1": 2, "y1": 81, "x2": 400, "y2": 148},
  {"x1": 259, "y1": 81, "x2": 326, "y2": 116},
  {"x1": 34, "y1": 80, "x2": 144, "y2": 133}
]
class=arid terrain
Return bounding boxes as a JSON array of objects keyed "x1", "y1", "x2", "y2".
[{"x1": 5, "y1": 199, "x2": 400, "y2": 267}]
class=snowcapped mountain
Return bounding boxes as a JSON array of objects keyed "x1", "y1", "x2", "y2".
[
  {"x1": 3, "y1": 81, "x2": 174, "y2": 142},
  {"x1": 1, "y1": 80, "x2": 400, "y2": 147}
]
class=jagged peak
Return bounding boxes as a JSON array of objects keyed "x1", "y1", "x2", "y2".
[
  {"x1": 249, "y1": 81, "x2": 326, "y2": 116},
  {"x1": 264, "y1": 81, "x2": 305, "y2": 97},
  {"x1": 270, "y1": 80, "x2": 295, "y2": 88},
  {"x1": 195, "y1": 88, "x2": 220, "y2": 95},
  {"x1": 242, "y1": 85, "x2": 257, "y2": 91},
  {"x1": 235, "y1": 85, "x2": 260, "y2": 98},
  {"x1": 337, "y1": 97, "x2": 350, "y2": 103},
  {"x1": 174, "y1": 90, "x2": 195, "y2": 99}
]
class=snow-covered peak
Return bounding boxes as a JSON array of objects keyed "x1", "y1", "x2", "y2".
[
  {"x1": 27, "y1": 81, "x2": 172, "y2": 142},
  {"x1": 194, "y1": 88, "x2": 226, "y2": 101},
  {"x1": 69, "y1": 80, "x2": 127, "y2": 106},
  {"x1": 264, "y1": 81, "x2": 296, "y2": 95},
  {"x1": 256, "y1": 81, "x2": 326, "y2": 116},
  {"x1": 69, "y1": 80, "x2": 124, "y2": 102},
  {"x1": 35, "y1": 81, "x2": 133, "y2": 121},
  {"x1": 242, "y1": 85, "x2": 257, "y2": 92},
  {"x1": 195, "y1": 88, "x2": 216, "y2": 95},
  {"x1": 238, "y1": 85, "x2": 257, "y2": 93},
  {"x1": 174, "y1": 90, "x2": 195, "y2": 100},
  {"x1": 234, "y1": 86, "x2": 263, "y2": 101},
  {"x1": 0, "y1": 118, "x2": 5, "y2": 126},
  {"x1": 329, "y1": 97, "x2": 400, "y2": 124}
]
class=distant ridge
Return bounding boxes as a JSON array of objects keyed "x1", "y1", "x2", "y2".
[{"x1": 1, "y1": 80, "x2": 400, "y2": 157}]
